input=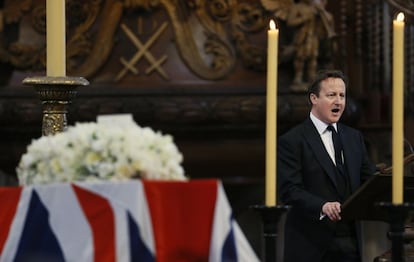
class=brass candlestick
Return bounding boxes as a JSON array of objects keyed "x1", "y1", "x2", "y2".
[{"x1": 22, "y1": 76, "x2": 89, "y2": 136}]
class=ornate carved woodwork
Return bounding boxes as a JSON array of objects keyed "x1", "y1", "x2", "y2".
[
  {"x1": 0, "y1": 1, "x2": 413, "y2": 258},
  {"x1": 0, "y1": 0, "x2": 412, "y2": 184},
  {"x1": 0, "y1": 0, "x2": 269, "y2": 81}
]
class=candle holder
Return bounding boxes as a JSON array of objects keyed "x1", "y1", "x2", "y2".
[
  {"x1": 23, "y1": 76, "x2": 89, "y2": 136},
  {"x1": 376, "y1": 202, "x2": 414, "y2": 262},
  {"x1": 251, "y1": 205, "x2": 290, "y2": 262}
]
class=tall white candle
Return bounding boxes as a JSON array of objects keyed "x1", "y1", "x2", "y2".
[
  {"x1": 266, "y1": 20, "x2": 278, "y2": 206},
  {"x1": 392, "y1": 12, "x2": 405, "y2": 204},
  {"x1": 46, "y1": 0, "x2": 66, "y2": 76}
]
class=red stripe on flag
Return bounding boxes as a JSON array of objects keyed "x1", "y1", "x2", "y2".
[
  {"x1": 144, "y1": 179, "x2": 218, "y2": 262},
  {"x1": 0, "y1": 186, "x2": 22, "y2": 254},
  {"x1": 72, "y1": 184, "x2": 116, "y2": 262}
]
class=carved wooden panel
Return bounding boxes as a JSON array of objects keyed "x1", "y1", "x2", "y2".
[{"x1": 0, "y1": 0, "x2": 412, "y2": 184}]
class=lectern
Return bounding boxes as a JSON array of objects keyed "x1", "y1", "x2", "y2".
[
  {"x1": 341, "y1": 174, "x2": 414, "y2": 221},
  {"x1": 341, "y1": 174, "x2": 414, "y2": 262}
]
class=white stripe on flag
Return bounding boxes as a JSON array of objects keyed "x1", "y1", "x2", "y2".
[
  {"x1": 110, "y1": 199, "x2": 131, "y2": 262},
  {"x1": 209, "y1": 182, "x2": 232, "y2": 262},
  {"x1": 208, "y1": 182, "x2": 259, "y2": 262},
  {"x1": 36, "y1": 183, "x2": 93, "y2": 262},
  {"x1": 76, "y1": 180, "x2": 155, "y2": 256}
]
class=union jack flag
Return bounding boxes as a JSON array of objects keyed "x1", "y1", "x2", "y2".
[{"x1": 0, "y1": 179, "x2": 259, "y2": 262}]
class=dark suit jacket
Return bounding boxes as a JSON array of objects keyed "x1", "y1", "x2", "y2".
[{"x1": 277, "y1": 118, "x2": 376, "y2": 262}]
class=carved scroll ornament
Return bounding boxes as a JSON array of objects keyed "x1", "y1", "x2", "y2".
[{"x1": 0, "y1": 0, "x2": 269, "y2": 81}]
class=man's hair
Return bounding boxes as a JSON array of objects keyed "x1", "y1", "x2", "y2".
[{"x1": 307, "y1": 70, "x2": 348, "y2": 103}]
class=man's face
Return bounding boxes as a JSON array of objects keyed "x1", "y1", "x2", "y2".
[{"x1": 310, "y1": 77, "x2": 346, "y2": 124}]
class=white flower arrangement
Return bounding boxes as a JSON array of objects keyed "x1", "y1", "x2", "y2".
[{"x1": 16, "y1": 116, "x2": 186, "y2": 185}]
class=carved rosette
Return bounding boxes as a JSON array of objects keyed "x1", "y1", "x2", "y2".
[{"x1": 22, "y1": 76, "x2": 89, "y2": 136}]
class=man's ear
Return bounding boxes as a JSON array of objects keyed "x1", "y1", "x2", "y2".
[{"x1": 310, "y1": 93, "x2": 317, "y2": 104}]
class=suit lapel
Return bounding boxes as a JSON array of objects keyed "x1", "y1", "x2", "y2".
[{"x1": 302, "y1": 119, "x2": 339, "y2": 188}]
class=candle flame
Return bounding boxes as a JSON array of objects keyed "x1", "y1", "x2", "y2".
[
  {"x1": 269, "y1": 20, "x2": 276, "y2": 30},
  {"x1": 396, "y1": 12, "x2": 405, "y2": 22}
]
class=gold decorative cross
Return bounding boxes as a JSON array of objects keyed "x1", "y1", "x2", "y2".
[{"x1": 116, "y1": 22, "x2": 169, "y2": 81}]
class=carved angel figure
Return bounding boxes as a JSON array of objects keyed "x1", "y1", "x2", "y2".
[{"x1": 261, "y1": 0, "x2": 336, "y2": 90}]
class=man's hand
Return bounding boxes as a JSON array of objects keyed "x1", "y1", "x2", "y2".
[{"x1": 322, "y1": 201, "x2": 341, "y2": 221}]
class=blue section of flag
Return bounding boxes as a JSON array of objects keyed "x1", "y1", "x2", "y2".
[
  {"x1": 221, "y1": 217, "x2": 238, "y2": 262},
  {"x1": 14, "y1": 191, "x2": 65, "y2": 262},
  {"x1": 127, "y1": 212, "x2": 155, "y2": 262}
]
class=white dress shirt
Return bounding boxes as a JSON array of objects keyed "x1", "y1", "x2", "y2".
[{"x1": 310, "y1": 112, "x2": 337, "y2": 165}]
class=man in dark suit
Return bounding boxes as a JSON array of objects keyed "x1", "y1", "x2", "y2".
[{"x1": 277, "y1": 70, "x2": 377, "y2": 262}]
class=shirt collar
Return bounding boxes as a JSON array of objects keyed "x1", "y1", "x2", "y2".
[{"x1": 310, "y1": 112, "x2": 338, "y2": 135}]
